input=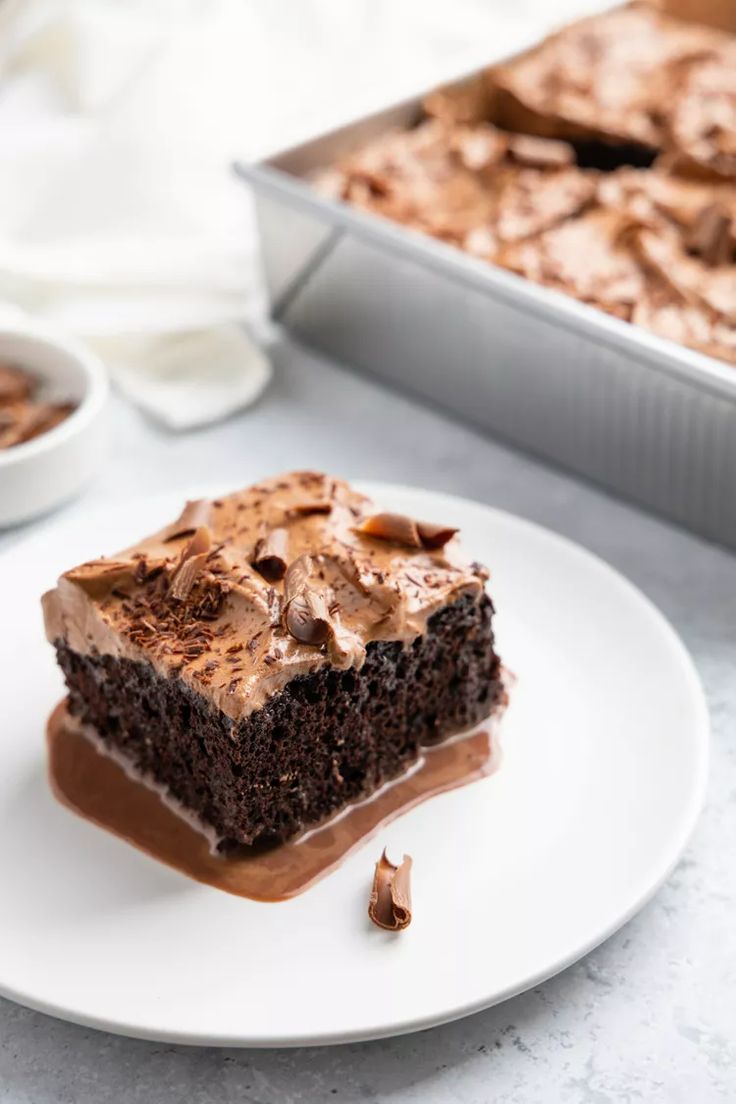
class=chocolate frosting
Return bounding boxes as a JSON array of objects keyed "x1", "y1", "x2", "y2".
[
  {"x1": 666, "y1": 48, "x2": 736, "y2": 181},
  {"x1": 315, "y1": 118, "x2": 596, "y2": 254},
  {"x1": 43, "y1": 472, "x2": 487, "y2": 721},
  {"x1": 489, "y1": 2, "x2": 730, "y2": 149}
]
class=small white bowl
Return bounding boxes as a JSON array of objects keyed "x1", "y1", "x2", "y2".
[{"x1": 0, "y1": 321, "x2": 109, "y2": 527}]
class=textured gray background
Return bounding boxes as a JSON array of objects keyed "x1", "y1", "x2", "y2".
[{"x1": 1, "y1": 338, "x2": 734, "y2": 1103}]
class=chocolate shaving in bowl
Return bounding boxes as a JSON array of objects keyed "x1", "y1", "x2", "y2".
[
  {"x1": 170, "y1": 526, "x2": 212, "y2": 601},
  {"x1": 355, "y1": 513, "x2": 459, "y2": 550},
  {"x1": 0, "y1": 364, "x2": 34, "y2": 405},
  {"x1": 252, "y1": 527, "x2": 288, "y2": 582},
  {"x1": 163, "y1": 499, "x2": 213, "y2": 542},
  {"x1": 368, "y1": 849, "x2": 413, "y2": 932}
]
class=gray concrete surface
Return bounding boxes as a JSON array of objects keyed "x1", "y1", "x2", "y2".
[{"x1": 1, "y1": 338, "x2": 734, "y2": 1103}]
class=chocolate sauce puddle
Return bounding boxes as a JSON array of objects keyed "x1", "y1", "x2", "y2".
[{"x1": 47, "y1": 700, "x2": 499, "y2": 901}]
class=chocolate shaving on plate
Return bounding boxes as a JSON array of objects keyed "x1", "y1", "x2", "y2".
[
  {"x1": 252, "y1": 527, "x2": 288, "y2": 582},
  {"x1": 368, "y1": 849, "x2": 413, "y2": 932},
  {"x1": 163, "y1": 499, "x2": 213, "y2": 542},
  {"x1": 355, "y1": 512, "x2": 459, "y2": 550},
  {"x1": 170, "y1": 526, "x2": 212, "y2": 601}
]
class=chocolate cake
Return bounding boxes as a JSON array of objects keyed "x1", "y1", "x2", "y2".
[
  {"x1": 43, "y1": 472, "x2": 504, "y2": 850},
  {"x1": 316, "y1": 2, "x2": 736, "y2": 366}
]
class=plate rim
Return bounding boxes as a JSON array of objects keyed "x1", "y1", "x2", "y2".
[{"x1": 0, "y1": 480, "x2": 710, "y2": 1047}]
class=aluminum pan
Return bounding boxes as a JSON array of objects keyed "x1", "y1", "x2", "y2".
[{"x1": 235, "y1": 91, "x2": 736, "y2": 548}]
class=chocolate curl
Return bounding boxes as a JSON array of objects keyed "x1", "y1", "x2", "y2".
[
  {"x1": 283, "y1": 554, "x2": 365, "y2": 666},
  {"x1": 163, "y1": 499, "x2": 213, "y2": 542},
  {"x1": 368, "y1": 849, "x2": 413, "y2": 932},
  {"x1": 286, "y1": 502, "x2": 333, "y2": 518},
  {"x1": 252, "y1": 527, "x2": 288, "y2": 583},
  {"x1": 286, "y1": 589, "x2": 332, "y2": 646},
  {"x1": 170, "y1": 526, "x2": 212, "y2": 601},
  {"x1": 355, "y1": 513, "x2": 458, "y2": 550},
  {"x1": 283, "y1": 555, "x2": 330, "y2": 645}
]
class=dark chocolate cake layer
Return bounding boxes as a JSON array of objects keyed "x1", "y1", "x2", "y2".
[{"x1": 54, "y1": 593, "x2": 502, "y2": 848}]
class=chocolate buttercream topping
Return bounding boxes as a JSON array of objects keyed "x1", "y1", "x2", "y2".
[
  {"x1": 666, "y1": 49, "x2": 736, "y2": 181},
  {"x1": 368, "y1": 849, "x2": 413, "y2": 931},
  {"x1": 489, "y1": 2, "x2": 730, "y2": 149},
  {"x1": 44, "y1": 472, "x2": 485, "y2": 721}
]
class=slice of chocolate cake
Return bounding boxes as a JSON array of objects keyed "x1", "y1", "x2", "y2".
[{"x1": 43, "y1": 473, "x2": 504, "y2": 849}]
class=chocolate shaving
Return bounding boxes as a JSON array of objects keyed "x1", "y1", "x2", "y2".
[
  {"x1": 686, "y1": 204, "x2": 733, "y2": 267},
  {"x1": 355, "y1": 513, "x2": 458, "y2": 550},
  {"x1": 416, "y1": 521, "x2": 460, "y2": 550},
  {"x1": 0, "y1": 364, "x2": 34, "y2": 405},
  {"x1": 368, "y1": 849, "x2": 413, "y2": 932},
  {"x1": 252, "y1": 527, "x2": 288, "y2": 582},
  {"x1": 282, "y1": 553, "x2": 312, "y2": 601},
  {"x1": 287, "y1": 502, "x2": 333, "y2": 518},
  {"x1": 283, "y1": 554, "x2": 328, "y2": 644},
  {"x1": 285, "y1": 589, "x2": 332, "y2": 646},
  {"x1": 170, "y1": 526, "x2": 212, "y2": 601},
  {"x1": 282, "y1": 553, "x2": 365, "y2": 664},
  {"x1": 163, "y1": 499, "x2": 213, "y2": 542},
  {"x1": 504, "y1": 134, "x2": 574, "y2": 169},
  {"x1": 356, "y1": 513, "x2": 422, "y2": 547}
]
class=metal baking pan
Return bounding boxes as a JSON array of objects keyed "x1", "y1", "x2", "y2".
[{"x1": 235, "y1": 81, "x2": 736, "y2": 552}]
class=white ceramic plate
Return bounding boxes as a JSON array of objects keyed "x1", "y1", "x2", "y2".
[{"x1": 0, "y1": 483, "x2": 708, "y2": 1047}]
